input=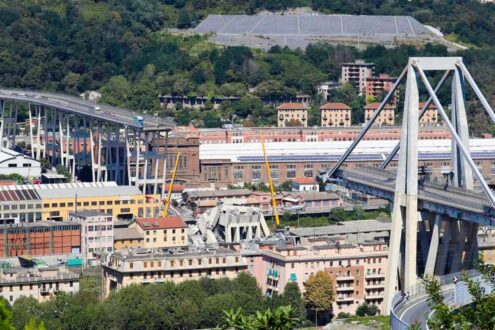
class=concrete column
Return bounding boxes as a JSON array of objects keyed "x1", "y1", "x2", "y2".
[
  {"x1": 115, "y1": 126, "x2": 121, "y2": 184},
  {"x1": 125, "y1": 127, "x2": 131, "y2": 185},
  {"x1": 97, "y1": 122, "x2": 103, "y2": 182},
  {"x1": 0, "y1": 100, "x2": 4, "y2": 148},
  {"x1": 142, "y1": 132, "x2": 150, "y2": 194},
  {"x1": 105, "y1": 125, "x2": 111, "y2": 182},
  {"x1": 383, "y1": 62, "x2": 419, "y2": 314},
  {"x1": 89, "y1": 119, "x2": 96, "y2": 182},
  {"x1": 28, "y1": 104, "x2": 34, "y2": 158},
  {"x1": 153, "y1": 132, "x2": 160, "y2": 196},
  {"x1": 451, "y1": 68, "x2": 474, "y2": 190},
  {"x1": 424, "y1": 213, "x2": 441, "y2": 276},
  {"x1": 161, "y1": 131, "x2": 169, "y2": 199},
  {"x1": 135, "y1": 130, "x2": 141, "y2": 190},
  {"x1": 436, "y1": 219, "x2": 454, "y2": 275},
  {"x1": 418, "y1": 213, "x2": 431, "y2": 272}
]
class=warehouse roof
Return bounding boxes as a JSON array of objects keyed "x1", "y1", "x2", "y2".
[
  {"x1": 291, "y1": 219, "x2": 390, "y2": 237},
  {"x1": 114, "y1": 227, "x2": 143, "y2": 241}
]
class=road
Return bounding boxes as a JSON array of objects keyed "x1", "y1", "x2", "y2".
[{"x1": 396, "y1": 285, "x2": 455, "y2": 330}]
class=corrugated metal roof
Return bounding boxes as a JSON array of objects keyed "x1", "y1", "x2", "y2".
[{"x1": 0, "y1": 182, "x2": 141, "y2": 200}]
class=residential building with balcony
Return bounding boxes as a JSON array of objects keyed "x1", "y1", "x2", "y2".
[
  {"x1": 0, "y1": 266, "x2": 80, "y2": 303},
  {"x1": 277, "y1": 103, "x2": 308, "y2": 128},
  {"x1": 365, "y1": 74, "x2": 398, "y2": 105},
  {"x1": 320, "y1": 103, "x2": 352, "y2": 127},
  {"x1": 341, "y1": 60, "x2": 375, "y2": 94},
  {"x1": 419, "y1": 102, "x2": 439, "y2": 124},
  {"x1": 255, "y1": 237, "x2": 388, "y2": 315},
  {"x1": 364, "y1": 103, "x2": 395, "y2": 126},
  {"x1": 102, "y1": 246, "x2": 247, "y2": 297}
]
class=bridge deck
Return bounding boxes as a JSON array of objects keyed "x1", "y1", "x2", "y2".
[
  {"x1": 0, "y1": 89, "x2": 175, "y2": 131},
  {"x1": 336, "y1": 167, "x2": 494, "y2": 216}
]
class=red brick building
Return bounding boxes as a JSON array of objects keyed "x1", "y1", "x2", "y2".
[
  {"x1": 365, "y1": 74, "x2": 398, "y2": 105},
  {"x1": 0, "y1": 221, "x2": 81, "y2": 257}
]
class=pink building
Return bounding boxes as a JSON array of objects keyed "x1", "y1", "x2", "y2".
[
  {"x1": 255, "y1": 238, "x2": 388, "y2": 315},
  {"x1": 70, "y1": 210, "x2": 113, "y2": 266}
]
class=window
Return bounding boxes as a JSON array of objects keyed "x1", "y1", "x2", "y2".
[
  {"x1": 287, "y1": 164, "x2": 296, "y2": 179},
  {"x1": 83, "y1": 202, "x2": 89, "y2": 206},
  {"x1": 270, "y1": 165, "x2": 278, "y2": 179},
  {"x1": 8, "y1": 164, "x2": 16, "y2": 168},
  {"x1": 233, "y1": 165, "x2": 244, "y2": 180},
  {"x1": 304, "y1": 164, "x2": 313, "y2": 178},
  {"x1": 252, "y1": 165, "x2": 262, "y2": 180}
]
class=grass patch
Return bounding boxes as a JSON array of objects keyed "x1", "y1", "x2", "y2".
[
  {"x1": 445, "y1": 33, "x2": 478, "y2": 49},
  {"x1": 346, "y1": 315, "x2": 390, "y2": 329}
]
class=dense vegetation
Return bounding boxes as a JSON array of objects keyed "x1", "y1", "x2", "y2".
[
  {"x1": 1, "y1": 1, "x2": 495, "y2": 132},
  {"x1": 3, "y1": 273, "x2": 312, "y2": 330},
  {"x1": 424, "y1": 258, "x2": 495, "y2": 329}
]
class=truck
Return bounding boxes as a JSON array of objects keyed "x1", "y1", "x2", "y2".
[{"x1": 134, "y1": 115, "x2": 144, "y2": 128}]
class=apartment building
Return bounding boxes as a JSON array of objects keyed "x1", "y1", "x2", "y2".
[
  {"x1": 419, "y1": 102, "x2": 438, "y2": 124},
  {"x1": 256, "y1": 238, "x2": 388, "y2": 315},
  {"x1": 0, "y1": 221, "x2": 81, "y2": 258},
  {"x1": 277, "y1": 103, "x2": 308, "y2": 128},
  {"x1": 102, "y1": 247, "x2": 247, "y2": 297},
  {"x1": 341, "y1": 60, "x2": 375, "y2": 94},
  {"x1": 130, "y1": 216, "x2": 188, "y2": 249},
  {"x1": 69, "y1": 211, "x2": 114, "y2": 265},
  {"x1": 320, "y1": 103, "x2": 352, "y2": 127},
  {"x1": 365, "y1": 74, "x2": 398, "y2": 105},
  {"x1": 364, "y1": 103, "x2": 395, "y2": 126},
  {"x1": 0, "y1": 266, "x2": 80, "y2": 303}
]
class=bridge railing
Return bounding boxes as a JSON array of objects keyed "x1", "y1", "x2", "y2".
[{"x1": 390, "y1": 292, "x2": 409, "y2": 330}]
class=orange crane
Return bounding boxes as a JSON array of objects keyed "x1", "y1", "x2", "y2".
[
  {"x1": 260, "y1": 132, "x2": 280, "y2": 226},
  {"x1": 163, "y1": 152, "x2": 181, "y2": 217}
]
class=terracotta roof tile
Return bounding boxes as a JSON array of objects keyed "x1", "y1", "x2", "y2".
[
  {"x1": 293, "y1": 177, "x2": 317, "y2": 185},
  {"x1": 320, "y1": 102, "x2": 351, "y2": 110},
  {"x1": 136, "y1": 216, "x2": 187, "y2": 230},
  {"x1": 276, "y1": 103, "x2": 308, "y2": 110},
  {"x1": 365, "y1": 102, "x2": 394, "y2": 110}
]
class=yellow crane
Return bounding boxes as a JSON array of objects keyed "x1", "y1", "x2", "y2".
[
  {"x1": 163, "y1": 152, "x2": 181, "y2": 217},
  {"x1": 260, "y1": 132, "x2": 280, "y2": 226}
]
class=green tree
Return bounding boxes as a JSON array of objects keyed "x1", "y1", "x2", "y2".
[
  {"x1": 355, "y1": 302, "x2": 378, "y2": 316},
  {"x1": 100, "y1": 75, "x2": 131, "y2": 106},
  {"x1": 328, "y1": 207, "x2": 348, "y2": 223},
  {"x1": 277, "y1": 180, "x2": 293, "y2": 192},
  {"x1": 24, "y1": 319, "x2": 46, "y2": 330},
  {"x1": 177, "y1": 9, "x2": 192, "y2": 29},
  {"x1": 0, "y1": 299, "x2": 15, "y2": 330},
  {"x1": 303, "y1": 271, "x2": 334, "y2": 326},
  {"x1": 280, "y1": 282, "x2": 306, "y2": 322}
]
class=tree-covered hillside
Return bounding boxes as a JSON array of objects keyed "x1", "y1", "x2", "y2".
[{"x1": 0, "y1": 1, "x2": 495, "y2": 132}]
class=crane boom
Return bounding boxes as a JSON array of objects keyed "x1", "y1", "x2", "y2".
[
  {"x1": 163, "y1": 152, "x2": 181, "y2": 217},
  {"x1": 260, "y1": 132, "x2": 280, "y2": 226}
]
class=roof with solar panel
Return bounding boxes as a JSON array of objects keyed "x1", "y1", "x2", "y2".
[{"x1": 193, "y1": 14, "x2": 436, "y2": 49}]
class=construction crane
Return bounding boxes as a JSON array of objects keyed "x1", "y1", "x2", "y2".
[
  {"x1": 163, "y1": 152, "x2": 181, "y2": 217},
  {"x1": 260, "y1": 132, "x2": 280, "y2": 226}
]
